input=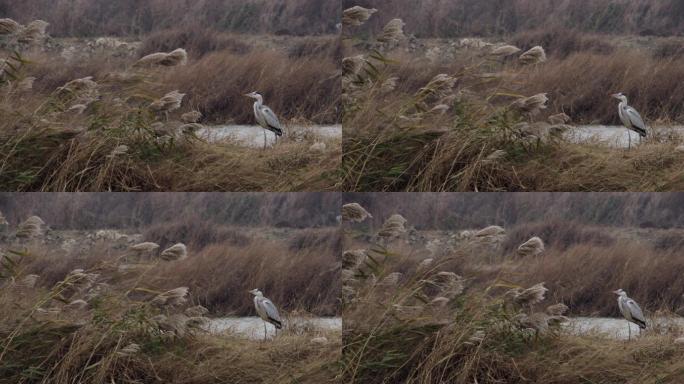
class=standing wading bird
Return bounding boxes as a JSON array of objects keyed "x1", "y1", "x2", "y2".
[
  {"x1": 612, "y1": 93, "x2": 647, "y2": 149},
  {"x1": 613, "y1": 289, "x2": 646, "y2": 340},
  {"x1": 244, "y1": 92, "x2": 283, "y2": 149},
  {"x1": 249, "y1": 289, "x2": 283, "y2": 340}
]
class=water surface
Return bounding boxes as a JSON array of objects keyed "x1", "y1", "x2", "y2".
[
  {"x1": 208, "y1": 316, "x2": 342, "y2": 340},
  {"x1": 565, "y1": 317, "x2": 684, "y2": 340},
  {"x1": 199, "y1": 125, "x2": 341, "y2": 147},
  {"x1": 568, "y1": 125, "x2": 684, "y2": 148}
]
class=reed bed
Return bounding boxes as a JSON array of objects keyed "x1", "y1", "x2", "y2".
[
  {"x1": 342, "y1": 9, "x2": 684, "y2": 192},
  {"x1": 341, "y1": 201, "x2": 684, "y2": 383},
  {"x1": 0, "y1": 28, "x2": 340, "y2": 191},
  {"x1": 0, "y1": 243, "x2": 341, "y2": 383}
]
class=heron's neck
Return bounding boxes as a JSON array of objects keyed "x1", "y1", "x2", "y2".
[{"x1": 254, "y1": 95, "x2": 263, "y2": 107}]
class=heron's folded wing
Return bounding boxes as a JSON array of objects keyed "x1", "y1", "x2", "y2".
[
  {"x1": 260, "y1": 106, "x2": 282, "y2": 130},
  {"x1": 625, "y1": 106, "x2": 646, "y2": 131},
  {"x1": 626, "y1": 299, "x2": 646, "y2": 323},
  {"x1": 262, "y1": 298, "x2": 281, "y2": 322}
]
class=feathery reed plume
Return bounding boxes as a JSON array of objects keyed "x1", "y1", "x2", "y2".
[
  {"x1": 16, "y1": 215, "x2": 46, "y2": 238},
  {"x1": 514, "y1": 312, "x2": 549, "y2": 332},
  {"x1": 17, "y1": 20, "x2": 48, "y2": 43},
  {"x1": 510, "y1": 283, "x2": 548, "y2": 306},
  {"x1": 153, "y1": 314, "x2": 190, "y2": 337},
  {"x1": 377, "y1": 19, "x2": 405, "y2": 43},
  {"x1": 430, "y1": 296, "x2": 450, "y2": 307},
  {"x1": 67, "y1": 299, "x2": 89, "y2": 310},
  {"x1": 16, "y1": 76, "x2": 35, "y2": 92},
  {"x1": 379, "y1": 272, "x2": 402, "y2": 286},
  {"x1": 130, "y1": 242, "x2": 160, "y2": 253},
  {"x1": 517, "y1": 236, "x2": 545, "y2": 257},
  {"x1": 467, "y1": 329, "x2": 486, "y2": 345},
  {"x1": 377, "y1": 214, "x2": 407, "y2": 240},
  {"x1": 65, "y1": 104, "x2": 87, "y2": 115},
  {"x1": 342, "y1": 6, "x2": 377, "y2": 27},
  {"x1": 108, "y1": 145, "x2": 129, "y2": 158},
  {"x1": 546, "y1": 303, "x2": 569, "y2": 316},
  {"x1": 185, "y1": 305, "x2": 209, "y2": 317},
  {"x1": 181, "y1": 110, "x2": 202, "y2": 123},
  {"x1": 160, "y1": 243, "x2": 187, "y2": 261},
  {"x1": 58, "y1": 269, "x2": 99, "y2": 298},
  {"x1": 19, "y1": 274, "x2": 38, "y2": 288},
  {"x1": 166, "y1": 48, "x2": 188, "y2": 65},
  {"x1": 548, "y1": 112, "x2": 571, "y2": 125},
  {"x1": 415, "y1": 73, "x2": 457, "y2": 101},
  {"x1": 342, "y1": 55, "x2": 366, "y2": 77},
  {"x1": 519, "y1": 46, "x2": 547, "y2": 65},
  {"x1": 58, "y1": 77, "x2": 98, "y2": 94},
  {"x1": 490, "y1": 45, "x2": 522, "y2": 57},
  {"x1": 150, "y1": 90, "x2": 185, "y2": 114},
  {"x1": 151, "y1": 287, "x2": 189, "y2": 307},
  {"x1": 134, "y1": 48, "x2": 188, "y2": 67},
  {"x1": 511, "y1": 93, "x2": 549, "y2": 115},
  {"x1": 342, "y1": 203, "x2": 373, "y2": 223},
  {"x1": 309, "y1": 142, "x2": 327, "y2": 153},
  {"x1": 0, "y1": 18, "x2": 21, "y2": 35},
  {"x1": 392, "y1": 304, "x2": 424, "y2": 320},
  {"x1": 380, "y1": 77, "x2": 398, "y2": 93},
  {"x1": 483, "y1": 149, "x2": 507, "y2": 164},
  {"x1": 57, "y1": 76, "x2": 99, "y2": 106},
  {"x1": 428, "y1": 271, "x2": 464, "y2": 299},
  {"x1": 179, "y1": 123, "x2": 203, "y2": 134},
  {"x1": 117, "y1": 343, "x2": 141, "y2": 357},
  {"x1": 475, "y1": 225, "x2": 505, "y2": 238},
  {"x1": 417, "y1": 258, "x2": 433, "y2": 272},
  {"x1": 342, "y1": 249, "x2": 367, "y2": 269}
]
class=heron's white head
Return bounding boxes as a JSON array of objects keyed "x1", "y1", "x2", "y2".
[
  {"x1": 611, "y1": 93, "x2": 627, "y2": 102},
  {"x1": 613, "y1": 289, "x2": 626, "y2": 296},
  {"x1": 244, "y1": 91, "x2": 262, "y2": 100},
  {"x1": 249, "y1": 288, "x2": 263, "y2": 297}
]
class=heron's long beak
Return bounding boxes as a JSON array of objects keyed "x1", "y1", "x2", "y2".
[{"x1": 611, "y1": 93, "x2": 620, "y2": 99}]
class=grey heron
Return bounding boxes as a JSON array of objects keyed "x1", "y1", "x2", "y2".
[
  {"x1": 249, "y1": 288, "x2": 282, "y2": 339},
  {"x1": 244, "y1": 92, "x2": 283, "y2": 149},
  {"x1": 612, "y1": 93, "x2": 647, "y2": 149},
  {"x1": 613, "y1": 289, "x2": 646, "y2": 340}
]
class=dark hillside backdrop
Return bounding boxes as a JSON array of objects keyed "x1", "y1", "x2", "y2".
[
  {"x1": 0, "y1": 0, "x2": 340, "y2": 36},
  {"x1": 345, "y1": 193, "x2": 684, "y2": 229},
  {"x1": 344, "y1": 0, "x2": 684, "y2": 37},
  {"x1": 0, "y1": 193, "x2": 340, "y2": 229}
]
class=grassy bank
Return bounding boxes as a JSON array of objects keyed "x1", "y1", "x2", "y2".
[
  {"x1": 341, "y1": 202, "x2": 684, "y2": 383},
  {"x1": 0, "y1": 248, "x2": 341, "y2": 383},
  {"x1": 1, "y1": 29, "x2": 340, "y2": 191},
  {"x1": 8, "y1": 225, "x2": 341, "y2": 316},
  {"x1": 342, "y1": 11, "x2": 684, "y2": 192}
]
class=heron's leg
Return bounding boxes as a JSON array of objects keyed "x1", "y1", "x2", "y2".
[
  {"x1": 263, "y1": 130, "x2": 267, "y2": 150},
  {"x1": 628, "y1": 130, "x2": 631, "y2": 150},
  {"x1": 628, "y1": 323, "x2": 631, "y2": 341},
  {"x1": 263, "y1": 322, "x2": 267, "y2": 340}
]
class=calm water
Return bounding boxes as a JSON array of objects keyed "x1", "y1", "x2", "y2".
[
  {"x1": 207, "y1": 316, "x2": 342, "y2": 340},
  {"x1": 568, "y1": 125, "x2": 684, "y2": 148},
  {"x1": 565, "y1": 317, "x2": 684, "y2": 340},
  {"x1": 198, "y1": 125, "x2": 341, "y2": 147}
]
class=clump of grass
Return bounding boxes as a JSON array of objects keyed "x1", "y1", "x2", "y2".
[
  {"x1": 342, "y1": 10, "x2": 684, "y2": 192},
  {"x1": 342, "y1": 204, "x2": 684, "y2": 383},
  {"x1": 0, "y1": 45, "x2": 340, "y2": 191},
  {"x1": 0, "y1": 236, "x2": 341, "y2": 383}
]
